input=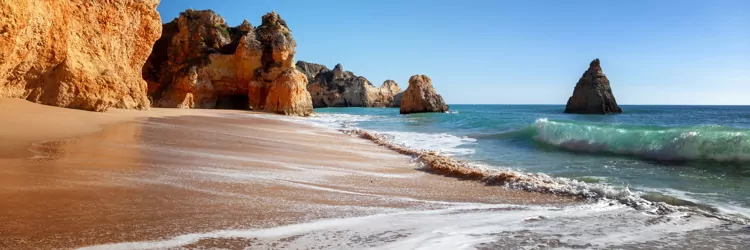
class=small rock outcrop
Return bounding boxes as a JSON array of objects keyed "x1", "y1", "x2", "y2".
[
  {"x1": 296, "y1": 61, "x2": 401, "y2": 108},
  {"x1": 142, "y1": 10, "x2": 312, "y2": 115},
  {"x1": 400, "y1": 75, "x2": 448, "y2": 114},
  {"x1": 0, "y1": 0, "x2": 162, "y2": 111},
  {"x1": 564, "y1": 59, "x2": 622, "y2": 114}
]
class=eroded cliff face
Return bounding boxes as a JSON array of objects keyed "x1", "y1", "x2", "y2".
[
  {"x1": 564, "y1": 59, "x2": 622, "y2": 114},
  {"x1": 143, "y1": 10, "x2": 312, "y2": 115},
  {"x1": 0, "y1": 0, "x2": 162, "y2": 111},
  {"x1": 143, "y1": 10, "x2": 259, "y2": 109},
  {"x1": 400, "y1": 75, "x2": 448, "y2": 114},
  {"x1": 297, "y1": 61, "x2": 401, "y2": 108}
]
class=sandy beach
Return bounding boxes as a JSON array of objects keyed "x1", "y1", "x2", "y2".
[{"x1": 0, "y1": 99, "x2": 573, "y2": 249}]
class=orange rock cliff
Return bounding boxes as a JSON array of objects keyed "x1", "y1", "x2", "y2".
[
  {"x1": 0, "y1": 0, "x2": 162, "y2": 111},
  {"x1": 142, "y1": 10, "x2": 312, "y2": 116}
]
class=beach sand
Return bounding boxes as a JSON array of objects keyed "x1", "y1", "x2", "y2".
[{"x1": 0, "y1": 99, "x2": 573, "y2": 249}]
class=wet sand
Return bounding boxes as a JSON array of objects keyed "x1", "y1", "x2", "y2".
[{"x1": 0, "y1": 99, "x2": 573, "y2": 249}]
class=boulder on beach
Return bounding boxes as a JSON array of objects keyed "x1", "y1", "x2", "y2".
[
  {"x1": 564, "y1": 58, "x2": 622, "y2": 114},
  {"x1": 0, "y1": 0, "x2": 162, "y2": 111},
  {"x1": 399, "y1": 75, "x2": 448, "y2": 114}
]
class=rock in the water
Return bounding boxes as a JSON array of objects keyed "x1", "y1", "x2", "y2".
[
  {"x1": 296, "y1": 61, "x2": 401, "y2": 108},
  {"x1": 264, "y1": 69, "x2": 313, "y2": 116},
  {"x1": 564, "y1": 59, "x2": 622, "y2": 114},
  {"x1": 0, "y1": 0, "x2": 162, "y2": 111},
  {"x1": 142, "y1": 10, "x2": 312, "y2": 115},
  {"x1": 400, "y1": 75, "x2": 448, "y2": 114}
]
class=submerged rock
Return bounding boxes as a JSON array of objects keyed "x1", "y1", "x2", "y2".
[
  {"x1": 564, "y1": 59, "x2": 622, "y2": 114},
  {"x1": 296, "y1": 61, "x2": 401, "y2": 108},
  {"x1": 142, "y1": 10, "x2": 312, "y2": 115},
  {"x1": 399, "y1": 75, "x2": 449, "y2": 114},
  {"x1": 0, "y1": 0, "x2": 162, "y2": 111}
]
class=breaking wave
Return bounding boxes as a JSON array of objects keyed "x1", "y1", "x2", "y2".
[{"x1": 529, "y1": 118, "x2": 750, "y2": 163}]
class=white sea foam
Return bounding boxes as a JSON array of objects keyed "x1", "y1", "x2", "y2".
[
  {"x1": 638, "y1": 187, "x2": 750, "y2": 219},
  {"x1": 80, "y1": 202, "x2": 741, "y2": 250},
  {"x1": 377, "y1": 131, "x2": 476, "y2": 156},
  {"x1": 307, "y1": 113, "x2": 378, "y2": 128},
  {"x1": 290, "y1": 112, "x2": 479, "y2": 156}
]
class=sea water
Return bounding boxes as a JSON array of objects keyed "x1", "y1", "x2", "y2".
[
  {"x1": 313, "y1": 105, "x2": 750, "y2": 216},
  {"x1": 299, "y1": 105, "x2": 750, "y2": 248}
]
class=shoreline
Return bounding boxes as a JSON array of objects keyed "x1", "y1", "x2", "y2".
[{"x1": 0, "y1": 99, "x2": 574, "y2": 249}]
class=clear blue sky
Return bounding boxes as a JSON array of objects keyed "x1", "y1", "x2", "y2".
[{"x1": 157, "y1": 0, "x2": 749, "y2": 105}]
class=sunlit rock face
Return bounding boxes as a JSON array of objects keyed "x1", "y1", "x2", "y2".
[
  {"x1": 0, "y1": 0, "x2": 162, "y2": 111},
  {"x1": 143, "y1": 10, "x2": 312, "y2": 115}
]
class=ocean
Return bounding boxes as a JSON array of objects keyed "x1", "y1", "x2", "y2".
[{"x1": 299, "y1": 105, "x2": 750, "y2": 248}]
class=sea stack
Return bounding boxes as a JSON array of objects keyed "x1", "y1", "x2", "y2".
[
  {"x1": 142, "y1": 10, "x2": 313, "y2": 116},
  {"x1": 297, "y1": 61, "x2": 401, "y2": 108},
  {"x1": 564, "y1": 59, "x2": 622, "y2": 114},
  {"x1": 0, "y1": 0, "x2": 162, "y2": 111},
  {"x1": 399, "y1": 75, "x2": 448, "y2": 114}
]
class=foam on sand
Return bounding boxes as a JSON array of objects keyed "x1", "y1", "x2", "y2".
[{"x1": 79, "y1": 202, "x2": 747, "y2": 250}]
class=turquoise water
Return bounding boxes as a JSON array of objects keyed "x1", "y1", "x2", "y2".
[{"x1": 314, "y1": 105, "x2": 750, "y2": 216}]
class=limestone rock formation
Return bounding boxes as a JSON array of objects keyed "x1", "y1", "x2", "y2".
[
  {"x1": 264, "y1": 69, "x2": 313, "y2": 116},
  {"x1": 296, "y1": 61, "x2": 329, "y2": 84},
  {"x1": 142, "y1": 10, "x2": 312, "y2": 115},
  {"x1": 0, "y1": 0, "x2": 162, "y2": 111},
  {"x1": 369, "y1": 80, "x2": 401, "y2": 107},
  {"x1": 400, "y1": 75, "x2": 449, "y2": 114},
  {"x1": 143, "y1": 10, "x2": 258, "y2": 109},
  {"x1": 564, "y1": 59, "x2": 622, "y2": 114},
  {"x1": 296, "y1": 61, "x2": 401, "y2": 108}
]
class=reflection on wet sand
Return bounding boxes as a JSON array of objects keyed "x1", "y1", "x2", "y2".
[{"x1": 0, "y1": 114, "x2": 572, "y2": 249}]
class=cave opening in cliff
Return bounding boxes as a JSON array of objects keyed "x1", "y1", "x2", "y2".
[{"x1": 215, "y1": 94, "x2": 250, "y2": 110}]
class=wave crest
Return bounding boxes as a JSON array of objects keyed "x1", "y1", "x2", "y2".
[{"x1": 532, "y1": 118, "x2": 750, "y2": 163}]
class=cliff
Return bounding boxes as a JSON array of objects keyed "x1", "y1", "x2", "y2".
[
  {"x1": 142, "y1": 10, "x2": 312, "y2": 116},
  {"x1": 400, "y1": 75, "x2": 448, "y2": 114},
  {"x1": 564, "y1": 59, "x2": 622, "y2": 114},
  {"x1": 297, "y1": 61, "x2": 401, "y2": 108},
  {"x1": 0, "y1": 0, "x2": 162, "y2": 111}
]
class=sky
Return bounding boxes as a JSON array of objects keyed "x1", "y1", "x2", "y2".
[{"x1": 157, "y1": 0, "x2": 749, "y2": 105}]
